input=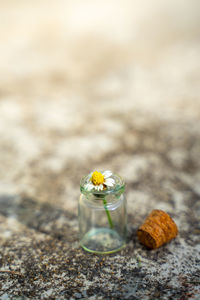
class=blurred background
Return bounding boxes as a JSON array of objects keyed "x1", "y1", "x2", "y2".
[
  {"x1": 0, "y1": 0, "x2": 200, "y2": 214},
  {"x1": 0, "y1": 2, "x2": 200, "y2": 297}
]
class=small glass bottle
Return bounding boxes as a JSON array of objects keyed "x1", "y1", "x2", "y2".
[{"x1": 79, "y1": 172, "x2": 127, "y2": 254}]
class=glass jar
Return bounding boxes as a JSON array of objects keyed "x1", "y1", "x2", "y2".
[{"x1": 78, "y1": 173, "x2": 127, "y2": 254}]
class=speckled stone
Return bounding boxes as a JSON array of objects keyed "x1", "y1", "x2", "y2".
[{"x1": 0, "y1": 1, "x2": 200, "y2": 299}]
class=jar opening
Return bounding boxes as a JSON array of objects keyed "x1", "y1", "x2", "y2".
[{"x1": 80, "y1": 172, "x2": 125, "y2": 196}]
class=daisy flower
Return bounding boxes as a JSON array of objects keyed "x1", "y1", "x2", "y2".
[{"x1": 85, "y1": 170, "x2": 115, "y2": 192}]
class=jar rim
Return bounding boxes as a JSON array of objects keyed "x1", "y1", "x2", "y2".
[{"x1": 80, "y1": 172, "x2": 125, "y2": 196}]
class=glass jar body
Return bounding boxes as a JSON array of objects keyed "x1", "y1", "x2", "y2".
[{"x1": 78, "y1": 192, "x2": 127, "y2": 254}]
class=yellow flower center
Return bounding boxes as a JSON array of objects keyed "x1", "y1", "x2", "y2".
[{"x1": 91, "y1": 171, "x2": 105, "y2": 186}]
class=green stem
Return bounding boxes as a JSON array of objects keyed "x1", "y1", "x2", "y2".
[{"x1": 103, "y1": 198, "x2": 113, "y2": 229}]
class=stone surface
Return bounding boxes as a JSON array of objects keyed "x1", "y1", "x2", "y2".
[{"x1": 0, "y1": 0, "x2": 200, "y2": 299}]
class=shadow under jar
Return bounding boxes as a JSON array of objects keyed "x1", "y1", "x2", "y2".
[{"x1": 79, "y1": 173, "x2": 127, "y2": 254}]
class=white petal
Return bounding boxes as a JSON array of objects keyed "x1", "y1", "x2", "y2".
[
  {"x1": 98, "y1": 184, "x2": 104, "y2": 191},
  {"x1": 105, "y1": 178, "x2": 115, "y2": 187},
  {"x1": 102, "y1": 170, "x2": 112, "y2": 179},
  {"x1": 105, "y1": 177, "x2": 115, "y2": 184},
  {"x1": 85, "y1": 183, "x2": 94, "y2": 191},
  {"x1": 94, "y1": 184, "x2": 103, "y2": 191}
]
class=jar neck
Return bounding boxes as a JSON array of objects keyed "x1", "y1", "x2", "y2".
[
  {"x1": 80, "y1": 173, "x2": 125, "y2": 198},
  {"x1": 82, "y1": 190, "x2": 125, "y2": 206}
]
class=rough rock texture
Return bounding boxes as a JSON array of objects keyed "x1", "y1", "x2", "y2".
[{"x1": 0, "y1": 0, "x2": 200, "y2": 299}]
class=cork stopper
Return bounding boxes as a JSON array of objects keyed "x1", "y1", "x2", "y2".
[{"x1": 137, "y1": 209, "x2": 178, "y2": 249}]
